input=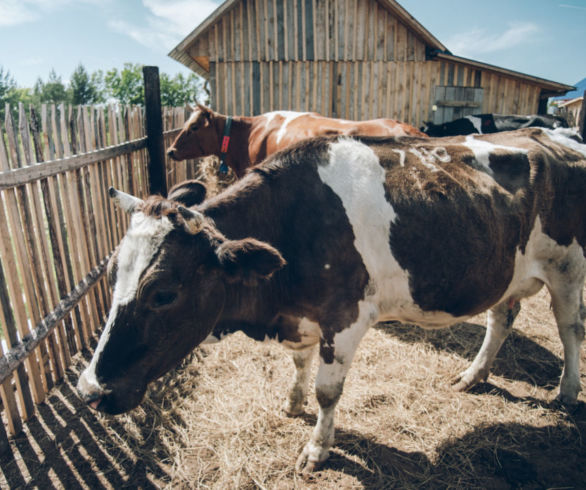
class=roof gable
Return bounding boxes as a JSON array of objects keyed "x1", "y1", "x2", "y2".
[{"x1": 168, "y1": 0, "x2": 573, "y2": 95}]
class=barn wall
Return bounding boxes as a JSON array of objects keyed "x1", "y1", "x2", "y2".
[
  {"x1": 198, "y1": 0, "x2": 543, "y2": 127},
  {"x1": 194, "y1": 0, "x2": 428, "y2": 64}
]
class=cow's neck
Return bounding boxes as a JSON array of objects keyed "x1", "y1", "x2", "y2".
[
  {"x1": 213, "y1": 115, "x2": 256, "y2": 178},
  {"x1": 202, "y1": 171, "x2": 294, "y2": 327}
]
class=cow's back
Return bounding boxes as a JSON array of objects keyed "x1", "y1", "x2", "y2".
[{"x1": 315, "y1": 129, "x2": 586, "y2": 324}]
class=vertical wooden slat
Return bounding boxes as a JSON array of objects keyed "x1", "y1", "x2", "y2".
[
  {"x1": 29, "y1": 106, "x2": 70, "y2": 377},
  {"x1": 1, "y1": 118, "x2": 47, "y2": 405},
  {"x1": 18, "y1": 104, "x2": 58, "y2": 391}
]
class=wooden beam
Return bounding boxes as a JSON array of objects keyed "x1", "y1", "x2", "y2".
[
  {"x1": 0, "y1": 256, "x2": 110, "y2": 387},
  {"x1": 436, "y1": 100, "x2": 482, "y2": 108},
  {"x1": 143, "y1": 66, "x2": 167, "y2": 196},
  {"x1": 0, "y1": 138, "x2": 147, "y2": 190}
]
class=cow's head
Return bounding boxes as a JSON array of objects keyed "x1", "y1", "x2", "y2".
[
  {"x1": 167, "y1": 104, "x2": 221, "y2": 161},
  {"x1": 77, "y1": 186, "x2": 285, "y2": 414},
  {"x1": 421, "y1": 121, "x2": 444, "y2": 137}
]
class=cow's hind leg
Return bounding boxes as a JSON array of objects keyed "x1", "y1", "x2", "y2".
[
  {"x1": 548, "y1": 281, "x2": 585, "y2": 404},
  {"x1": 453, "y1": 300, "x2": 521, "y2": 392}
]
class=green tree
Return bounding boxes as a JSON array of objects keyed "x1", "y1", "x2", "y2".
[
  {"x1": 34, "y1": 69, "x2": 70, "y2": 105},
  {"x1": 160, "y1": 72, "x2": 204, "y2": 107},
  {"x1": 0, "y1": 67, "x2": 19, "y2": 120},
  {"x1": 69, "y1": 63, "x2": 105, "y2": 104},
  {"x1": 105, "y1": 63, "x2": 144, "y2": 105}
]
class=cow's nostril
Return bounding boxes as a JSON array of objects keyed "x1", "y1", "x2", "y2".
[
  {"x1": 88, "y1": 396, "x2": 103, "y2": 410},
  {"x1": 82, "y1": 389, "x2": 104, "y2": 407}
]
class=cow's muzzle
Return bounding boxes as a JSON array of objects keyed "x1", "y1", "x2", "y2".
[
  {"x1": 77, "y1": 369, "x2": 109, "y2": 410},
  {"x1": 166, "y1": 147, "x2": 178, "y2": 160}
]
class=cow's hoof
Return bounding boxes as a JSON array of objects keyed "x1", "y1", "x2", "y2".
[
  {"x1": 296, "y1": 445, "x2": 328, "y2": 473},
  {"x1": 451, "y1": 368, "x2": 489, "y2": 392},
  {"x1": 451, "y1": 372, "x2": 475, "y2": 392},
  {"x1": 284, "y1": 405, "x2": 305, "y2": 417},
  {"x1": 555, "y1": 392, "x2": 579, "y2": 406}
]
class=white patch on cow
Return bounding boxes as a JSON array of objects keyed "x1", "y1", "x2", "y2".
[
  {"x1": 500, "y1": 216, "x2": 585, "y2": 301},
  {"x1": 409, "y1": 147, "x2": 439, "y2": 172},
  {"x1": 270, "y1": 111, "x2": 307, "y2": 144},
  {"x1": 80, "y1": 212, "x2": 174, "y2": 392},
  {"x1": 468, "y1": 115, "x2": 483, "y2": 134},
  {"x1": 544, "y1": 128, "x2": 586, "y2": 157},
  {"x1": 408, "y1": 146, "x2": 450, "y2": 172},
  {"x1": 318, "y1": 139, "x2": 414, "y2": 314},
  {"x1": 112, "y1": 213, "x2": 174, "y2": 306},
  {"x1": 391, "y1": 149, "x2": 406, "y2": 167},
  {"x1": 463, "y1": 135, "x2": 528, "y2": 174},
  {"x1": 432, "y1": 147, "x2": 451, "y2": 163}
]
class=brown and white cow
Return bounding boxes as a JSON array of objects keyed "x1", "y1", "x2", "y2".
[
  {"x1": 166, "y1": 104, "x2": 427, "y2": 177},
  {"x1": 78, "y1": 128, "x2": 586, "y2": 472}
]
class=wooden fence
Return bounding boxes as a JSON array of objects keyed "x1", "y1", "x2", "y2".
[{"x1": 0, "y1": 100, "x2": 195, "y2": 450}]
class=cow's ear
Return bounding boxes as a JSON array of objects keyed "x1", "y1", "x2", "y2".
[
  {"x1": 216, "y1": 239, "x2": 286, "y2": 285},
  {"x1": 197, "y1": 103, "x2": 212, "y2": 119},
  {"x1": 168, "y1": 179, "x2": 207, "y2": 206}
]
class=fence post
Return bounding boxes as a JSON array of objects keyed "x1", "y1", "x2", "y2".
[
  {"x1": 143, "y1": 66, "x2": 167, "y2": 196},
  {"x1": 578, "y1": 90, "x2": 586, "y2": 142}
]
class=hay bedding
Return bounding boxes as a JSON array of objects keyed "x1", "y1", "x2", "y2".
[{"x1": 1, "y1": 168, "x2": 584, "y2": 488}]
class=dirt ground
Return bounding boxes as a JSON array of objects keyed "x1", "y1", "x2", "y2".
[{"x1": 0, "y1": 284, "x2": 584, "y2": 489}]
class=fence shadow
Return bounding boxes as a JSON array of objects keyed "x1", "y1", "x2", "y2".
[
  {"x1": 0, "y1": 346, "x2": 199, "y2": 488},
  {"x1": 375, "y1": 321, "x2": 563, "y2": 390}
]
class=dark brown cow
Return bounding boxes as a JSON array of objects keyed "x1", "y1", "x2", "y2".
[
  {"x1": 166, "y1": 104, "x2": 427, "y2": 177},
  {"x1": 422, "y1": 113, "x2": 568, "y2": 137},
  {"x1": 78, "y1": 128, "x2": 586, "y2": 472}
]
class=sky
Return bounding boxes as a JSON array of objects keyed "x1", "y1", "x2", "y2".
[{"x1": 0, "y1": 0, "x2": 584, "y2": 90}]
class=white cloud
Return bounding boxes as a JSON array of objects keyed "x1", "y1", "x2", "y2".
[
  {"x1": 0, "y1": 0, "x2": 103, "y2": 26},
  {"x1": 445, "y1": 22, "x2": 540, "y2": 57},
  {"x1": 108, "y1": 0, "x2": 220, "y2": 52},
  {"x1": 0, "y1": 0, "x2": 39, "y2": 25},
  {"x1": 559, "y1": 3, "x2": 586, "y2": 11}
]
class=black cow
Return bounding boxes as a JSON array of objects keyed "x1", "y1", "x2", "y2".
[
  {"x1": 78, "y1": 128, "x2": 586, "y2": 472},
  {"x1": 422, "y1": 113, "x2": 568, "y2": 137}
]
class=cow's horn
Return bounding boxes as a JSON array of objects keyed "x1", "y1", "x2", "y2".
[
  {"x1": 177, "y1": 205, "x2": 204, "y2": 234},
  {"x1": 109, "y1": 187, "x2": 143, "y2": 214}
]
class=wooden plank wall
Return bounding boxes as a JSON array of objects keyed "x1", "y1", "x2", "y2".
[
  {"x1": 0, "y1": 103, "x2": 150, "y2": 439},
  {"x1": 192, "y1": 0, "x2": 543, "y2": 126},
  {"x1": 211, "y1": 58, "x2": 542, "y2": 127}
]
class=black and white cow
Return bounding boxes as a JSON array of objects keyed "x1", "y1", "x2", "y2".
[
  {"x1": 78, "y1": 128, "x2": 586, "y2": 472},
  {"x1": 422, "y1": 114, "x2": 568, "y2": 137}
]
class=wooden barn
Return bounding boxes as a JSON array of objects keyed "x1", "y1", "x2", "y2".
[{"x1": 168, "y1": 0, "x2": 573, "y2": 127}]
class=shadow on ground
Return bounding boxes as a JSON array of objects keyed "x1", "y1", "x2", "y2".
[
  {"x1": 300, "y1": 401, "x2": 586, "y2": 489},
  {"x1": 376, "y1": 321, "x2": 563, "y2": 390},
  {"x1": 0, "y1": 347, "x2": 198, "y2": 489}
]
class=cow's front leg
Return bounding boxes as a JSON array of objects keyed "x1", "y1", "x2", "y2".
[
  {"x1": 296, "y1": 315, "x2": 371, "y2": 473},
  {"x1": 285, "y1": 346, "x2": 316, "y2": 416},
  {"x1": 453, "y1": 300, "x2": 520, "y2": 391}
]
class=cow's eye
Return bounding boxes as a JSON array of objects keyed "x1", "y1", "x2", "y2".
[{"x1": 152, "y1": 290, "x2": 178, "y2": 309}]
